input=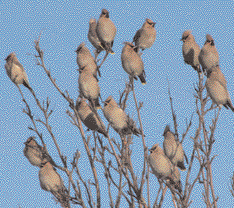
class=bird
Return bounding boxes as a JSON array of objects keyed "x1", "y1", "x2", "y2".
[
  {"x1": 5, "y1": 52, "x2": 32, "y2": 91},
  {"x1": 198, "y1": 34, "x2": 219, "y2": 72},
  {"x1": 103, "y1": 95, "x2": 142, "y2": 137},
  {"x1": 75, "y1": 42, "x2": 99, "y2": 78},
  {"x1": 132, "y1": 18, "x2": 156, "y2": 52},
  {"x1": 39, "y1": 160, "x2": 70, "y2": 208},
  {"x1": 76, "y1": 98, "x2": 108, "y2": 137},
  {"x1": 23, "y1": 137, "x2": 44, "y2": 167},
  {"x1": 88, "y1": 18, "x2": 104, "y2": 54},
  {"x1": 170, "y1": 166, "x2": 182, "y2": 193},
  {"x1": 206, "y1": 65, "x2": 234, "y2": 112},
  {"x1": 148, "y1": 144, "x2": 173, "y2": 180},
  {"x1": 24, "y1": 137, "x2": 56, "y2": 167},
  {"x1": 121, "y1": 42, "x2": 146, "y2": 85},
  {"x1": 149, "y1": 144, "x2": 182, "y2": 193},
  {"x1": 96, "y1": 9, "x2": 116, "y2": 54},
  {"x1": 181, "y1": 30, "x2": 201, "y2": 72},
  {"x1": 78, "y1": 66, "x2": 101, "y2": 109},
  {"x1": 163, "y1": 125, "x2": 186, "y2": 171}
]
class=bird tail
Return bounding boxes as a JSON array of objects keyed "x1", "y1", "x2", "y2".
[
  {"x1": 102, "y1": 42, "x2": 115, "y2": 54},
  {"x1": 138, "y1": 72, "x2": 146, "y2": 85},
  {"x1": 23, "y1": 80, "x2": 33, "y2": 92},
  {"x1": 127, "y1": 115, "x2": 142, "y2": 136},
  {"x1": 52, "y1": 189, "x2": 70, "y2": 208},
  {"x1": 177, "y1": 161, "x2": 186, "y2": 171},
  {"x1": 226, "y1": 100, "x2": 234, "y2": 112}
]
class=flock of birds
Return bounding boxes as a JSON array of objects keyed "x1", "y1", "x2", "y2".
[{"x1": 4, "y1": 8, "x2": 234, "y2": 207}]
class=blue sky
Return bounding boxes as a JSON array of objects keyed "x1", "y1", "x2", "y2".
[{"x1": 1, "y1": 1, "x2": 234, "y2": 207}]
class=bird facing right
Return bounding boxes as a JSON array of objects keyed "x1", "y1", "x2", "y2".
[
  {"x1": 96, "y1": 9, "x2": 116, "y2": 54},
  {"x1": 181, "y1": 30, "x2": 201, "y2": 72},
  {"x1": 103, "y1": 95, "x2": 142, "y2": 137},
  {"x1": 163, "y1": 125, "x2": 186, "y2": 171},
  {"x1": 121, "y1": 42, "x2": 146, "y2": 85},
  {"x1": 206, "y1": 65, "x2": 234, "y2": 112},
  {"x1": 132, "y1": 18, "x2": 156, "y2": 52},
  {"x1": 198, "y1": 34, "x2": 219, "y2": 72},
  {"x1": 5, "y1": 52, "x2": 32, "y2": 90}
]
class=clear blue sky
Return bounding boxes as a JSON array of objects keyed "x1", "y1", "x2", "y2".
[{"x1": 1, "y1": 1, "x2": 234, "y2": 207}]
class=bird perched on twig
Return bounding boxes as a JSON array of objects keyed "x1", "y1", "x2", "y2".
[
  {"x1": 39, "y1": 160, "x2": 70, "y2": 208},
  {"x1": 78, "y1": 66, "x2": 101, "y2": 109},
  {"x1": 24, "y1": 137, "x2": 56, "y2": 167},
  {"x1": 24, "y1": 137, "x2": 45, "y2": 167},
  {"x1": 76, "y1": 98, "x2": 108, "y2": 137},
  {"x1": 132, "y1": 18, "x2": 156, "y2": 53},
  {"x1": 96, "y1": 9, "x2": 116, "y2": 54},
  {"x1": 149, "y1": 144, "x2": 182, "y2": 193},
  {"x1": 198, "y1": 34, "x2": 219, "y2": 72},
  {"x1": 75, "y1": 42, "x2": 100, "y2": 77},
  {"x1": 163, "y1": 125, "x2": 187, "y2": 171},
  {"x1": 206, "y1": 65, "x2": 234, "y2": 112},
  {"x1": 103, "y1": 95, "x2": 142, "y2": 137},
  {"x1": 121, "y1": 42, "x2": 146, "y2": 85},
  {"x1": 5, "y1": 52, "x2": 32, "y2": 91},
  {"x1": 181, "y1": 30, "x2": 201, "y2": 72},
  {"x1": 88, "y1": 18, "x2": 104, "y2": 55}
]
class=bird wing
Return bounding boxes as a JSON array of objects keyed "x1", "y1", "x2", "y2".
[{"x1": 133, "y1": 28, "x2": 143, "y2": 43}]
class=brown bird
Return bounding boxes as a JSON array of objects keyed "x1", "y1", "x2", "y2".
[
  {"x1": 163, "y1": 125, "x2": 186, "y2": 171},
  {"x1": 24, "y1": 137, "x2": 55, "y2": 167},
  {"x1": 181, "y1": 30, "x2": 201, "y2": 72},
  {"x1": 88, "y1": 18, "x2": 104, "y2": 54},
  {"x1": 198, "y1": 34, "x2": 219, "y2": 72},
  {"x1": 149, "y1": 144, "x2": 182, "y2": 193},
  {"x1": 39, "y1": 160, "x2": 70, "y2": 208},
  {"x1": 206, "y1": 65, "x2": 234, "y2": 112},
  {"x1": 78, "y1": 66, "x2": 101, "y2": 109},
  {"x1": 96, "y1": 9, "x2": 116, "y2": 54},
  {"x1": 103, "y1": 95, "x2": 142, "y2": 137},
  {"x1": 76, "y1": 98, "x2": 108, "y2": 137},
  {"x1": 121, "y1": 42, "x2": 146, "y2": 85},
  {"x1": 23, "y1": 137, "x2": 44, "y2": 167},
  {"x1": 133, "y1": 18, "x2": 156, "y2": 52},
  {"x1": 149, "y1": 144, "x2": 173, "y2": 180},
  {"x1": 5, "y1": 52, "x2": 32, "y2": 90},
  {"x1": 75, "y1": 42, "x2": 99, "y2": 77},
  {"x1": 170, "y1": 166, "x2": 182, "y2": 193}
]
